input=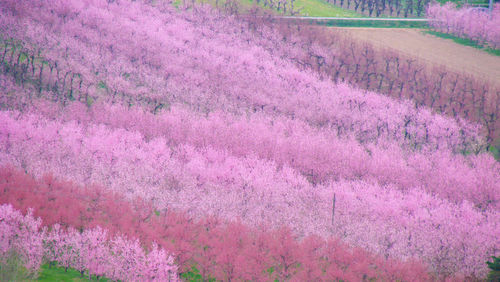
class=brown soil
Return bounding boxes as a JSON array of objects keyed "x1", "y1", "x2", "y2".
[{"x1": 332, "y1": 28, "x2": 500, "y2": 86}]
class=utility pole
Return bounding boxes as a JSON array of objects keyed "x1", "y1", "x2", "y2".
[{"x1": 489, "y1": 0, "x2": 493, "y2": 11}]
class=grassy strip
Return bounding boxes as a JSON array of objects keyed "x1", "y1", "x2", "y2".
[
  {"x1": 435, "y1": 0, "x2": 489, "y2": 7},
  {"x1": 37, "y1": 264, "x2": 109, "y2": 281},
  {"x1": 424, "y1": 30, "x2": 500, "y2": 56},
  {"x1": 37, "y1": 263, "x2": 283, "y2": 282},
  {"x1": 175, "y1": 0, "x2": 362, "y2": 17},
  {"x1": 314, "y1": 19, "x2": 428, "y2": 27},
  {"x1": 292, "y1": 0, "x2": 362, "y2": 17}
]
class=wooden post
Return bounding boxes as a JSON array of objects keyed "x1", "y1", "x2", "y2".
[{"x1": 331, "y1": 193, "x2": 336, "y2": 226}]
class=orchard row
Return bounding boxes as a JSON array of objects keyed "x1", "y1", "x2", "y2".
[
  {"x1": 2, "y1": 1, "x2": 499, "y2": 146},
  {"x1": 427, "y1": 3, "x2": 500, "y2": 50},
  {"x1": 0, "y1": 0, "x2": 498, "y2": 280},
  {"x1": 0, "y1": 167, "x2": 430, "y2": 281}
]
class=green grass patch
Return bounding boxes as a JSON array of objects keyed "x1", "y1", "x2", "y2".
[
  {"x1": 86, "y1": 96, "x2": 95, "y2": 107},
  {"x1": 37, "y1": 264, "x2": 109, "y2": 281},
  {"x1": 181, "y1": 266, "x2": 203, "y2": 282},
  {"x1": 435, "y1": 0, "x2": 489, "y2": 8},
  {"x1": 19, "y1": 53, "x2": 29, "y2": 63},
  {"x1": 175, "y1": 0, "x2": 257, "y2": 12},
  {"x1": 316, "y1": 19, "x2": 428, "y2": 28},
  {"x1": 181, "y1": 265, "x2": 216, "y2": 282},
  {"x1": 97, "y1": 81, "x2": 108, "y2": 90},
  {"x1": 487, "y1": 144, "x2": 500, "y2": 161},
  {"x1": 179, "y1": 0, "x2": 361, "y2": 17},
  {"x1": 0, "y1": 251, "x2": 33, "y2": 281},
  {"x1": 292, "y1": 0, "x2": 362, "y2": 17},
  {"x1": 424, "y1": 30, "x2": 500, "y2": 56}
]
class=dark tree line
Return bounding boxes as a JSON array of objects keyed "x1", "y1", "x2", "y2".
[
  {"x1": 329, "y1": 0, "x2": 430, "y2": 17},
  {"x1": 242, "y1": 0, "x2": 428, "y2": 17}
]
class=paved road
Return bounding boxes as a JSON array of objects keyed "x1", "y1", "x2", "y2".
[{"x1": 279, "y1": 16, "x2": 429, "y2": 21}]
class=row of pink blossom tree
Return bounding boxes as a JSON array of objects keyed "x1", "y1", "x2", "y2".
[
  {"x1": 0, "y1": 204, "x2": 178, "y2": 281},
  {"x1": 268, "y1": 20, "x2": 499, "y2": 146},
  {"x1": 427, "y1": 2, "x2": 500, "y2": 49},
  {"x1": 0, "y1": 166, "x2": 434, "y2": 281},
  {"x1": 0, "y1": 0, "x2": 498, "y2": 279},
  {"x1": 0, "y1": 107, "x2": 498, "y2": 278},
  {"x1": 0, "y1": 0, "x2": 489, "y2": 153},
  {"x1": 9, "y1": 97, "x2": 498, "y2": 210}
]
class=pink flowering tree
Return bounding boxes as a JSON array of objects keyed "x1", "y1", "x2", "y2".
[
  {"x1": 0, "y1": 204, "x2": 179, "y2": 280},
  {"x1": 427, "y1": 2, "x2": 500, "y2": 49},
  {"x1": 0, "y1": 108, "x2": 498, "y2": 277},
  {"x1": 0, "y1": 204, "x2": 43, "y2": 278},
  {"x1": 0, "y1": 0, "x2": 498, "y2": 279}
]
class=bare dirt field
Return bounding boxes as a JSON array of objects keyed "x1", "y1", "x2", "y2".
[{"x1": 332, "y1": 28, "x2": 500, "y2": 86}]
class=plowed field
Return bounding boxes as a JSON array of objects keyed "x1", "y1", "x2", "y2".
[{"x1": 333, "y1": 28, "x2": 500, "y2": 85}]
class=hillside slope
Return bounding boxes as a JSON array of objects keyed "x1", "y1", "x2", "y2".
[{"x1": 0, "y1": 0, "x2": 498, "y2": 279}]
